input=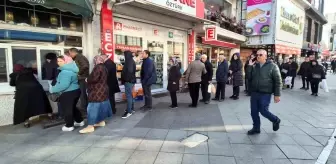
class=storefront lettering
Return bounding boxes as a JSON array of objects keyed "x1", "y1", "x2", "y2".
[
  {"x1": 104, "y1": 31, "x2": 113, "y2": 52},
  {"x1": 165, "y1": 0, "x2": 196, "y2": 11},
  {"x1": 280, "y1": 20, "x2": 299, "y2": 35},
  {"x1": 280, "y1": 7, "x2": 301, "y2": 24},
  {"x1": 24, "y1": 0, "x2": 46, "y2": 4}
]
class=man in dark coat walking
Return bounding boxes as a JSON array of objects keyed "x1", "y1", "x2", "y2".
[
  {"x1": 104, "y1": 56, "x2": 121, "y2": 114},
  {"x1": 140, "y1": 50, "x2": 157, "y2": 111},
  {"x1": 200, "y1": 54, "x2": 213, "y2": 104},
  {"x1": 288, "y1": 57, "x2": 298, "y2": 89},
  {"x1": 213, "y1": 55, "x2": 228, "y2": 102},
  {"x1": 69, "y1": 48, "x2": 90, "y2": 115},
  {"x1": 298, "y1": 57, "x2": 310, "y2": 90}
]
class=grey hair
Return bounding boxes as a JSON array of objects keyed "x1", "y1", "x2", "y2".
[{"x1": 201, "y1": 54, "x2": 207, "y2": 59}]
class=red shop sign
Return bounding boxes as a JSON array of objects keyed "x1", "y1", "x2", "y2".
[
  {"x1": 205, "y1": 27, "x2": 216, "y2": 41},
  {"x1": 115, "y1": 44, "x2": 142, "y2": 52},
  {"x1": 188, "y1": 30, "x2": 195, "y2": 64},
  {"x1": 100, "y1": 0, "x2": 114, "y2": 59}
]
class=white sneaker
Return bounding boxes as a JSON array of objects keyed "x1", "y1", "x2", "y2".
[
  {"x1": 74, "y1": 121, "x2": 85, "y2": 127},
  {"x1": 122, "y1": 112, "x2": 132, "y2": 119},
  {"x1": 62, "y1": 126, "x2": 74, "y2": 132}
]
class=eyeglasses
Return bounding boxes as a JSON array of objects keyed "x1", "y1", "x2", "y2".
[{"x1": 257, "y1": 54, "x2": 264, "y2": 56}]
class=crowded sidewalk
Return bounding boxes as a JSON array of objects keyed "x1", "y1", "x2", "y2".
[{"x1": 0, "y1": 76, "x2": 336, "y2": 164}]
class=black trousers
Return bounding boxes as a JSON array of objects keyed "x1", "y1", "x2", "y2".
[
  {"x1": 301, "y1": 76, "x2": 310, "y2": 89},
  {"x1": 291, "y1": 76, "x2": 295, "y2": 87},
  {"x1": 188, "y1": 82, "x2": 200, "y2": 106},
  {"x1": 170, "y1": 91, "x2": 177, "y2": 107},
  {"x1": 311, "y1": 81, "x2": 319, "y2": 94},
  {"x1": 215, "y1": 82, "x2": 226, "y2": 99},
  {"x1": 233, "y1": 86, "x2": 240, "y2": 97},
  {"x1": 142, "y1": 84, "x2": 152, "y2": 108},
  {"x1": 245, "y1": 77, "x2": 248, "y2": 91},
  {"x1": 78, "y1": 80, "x2": 88, "y2": 112},
  {"x1": 109, "y1": 93, "x2": 116, "y2": 114},
  {"x1": 201, "y1": 82, "x2": 210, "y2": 101},
  {"x1": 59, "y1": 89, "x2": 83, "y2": 127}
]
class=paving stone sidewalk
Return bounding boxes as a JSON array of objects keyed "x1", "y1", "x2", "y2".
[{"x1": 1, "y1": 75, "x2": 336, "y2": 164}]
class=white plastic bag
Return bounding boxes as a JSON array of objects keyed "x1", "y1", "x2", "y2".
[
  {"x1": 208, "y1": 83, "x2": 216, "y2": 94},
  {"x1": 284, "y1": 76, "x2": 293, "y2": 86},
  {"x1": 208, "y1": 83, "x2": 212, "y2": 93},
  {"x1": 321, "y1": 79, "x2": 329, "y2": 92}
]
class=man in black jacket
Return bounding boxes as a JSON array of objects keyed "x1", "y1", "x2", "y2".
[
  {"x1": 121, "y1": 51, "x2": 136, "y2": 119},
  {"x1": 244, "y1": 53, "x2": 256, "y2": 96},
  {"x1": 246, "y1": 49, "x2": 281, "y2": 135},
  {"x1": 200, "y1": 54, "x2": 213, "y2": 104},
  {"x1": 213, "y1": 55, "x2": 228, "y2": 102},
  {"x1": 69, "y1": 48, "x2": 90, "y2": 114},
  {"x1": 104, "y1": 55, "x2": 121, "y2": 114},
  {"x1": 298, "y1": 57, "x2": 310, "y2": 90},
  {"x1": 288, "y1": 57, "x2": 298, "y2": 89},
  {"x1": 140, "y1": 50, "x2": 157, "y2": 111}
]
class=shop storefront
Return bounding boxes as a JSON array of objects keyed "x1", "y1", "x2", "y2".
[
  {"x1": 301, "y1": 42, "x2": 321, "y2": 59},
  {"x1": 0, "y1": 0, "x2": 93, "y2": 126},
  {"x1": 102, "y1": 0, "x2": 211, "y2": 100}
]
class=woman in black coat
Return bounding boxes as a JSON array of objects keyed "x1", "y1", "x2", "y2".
[
  {"x1": 104, "y1": 57, "x2": 121, "y2": 114},
  {"x1": 229, "y1": 53, "x2": 243, "y2": 100},
  {"x1": 10, "y1": 66, "x2": 52, "y2": 126},
  {"x1": 308, "y1": 60, "x2": 326, "y2": 96},
  {"x1": 167, "y1": 58, "x2": 181, "y2": 108}
]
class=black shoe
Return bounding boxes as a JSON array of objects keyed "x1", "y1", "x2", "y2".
[
  {"x1": 219, "y1": 99, "x2": 225, "y2": 102},
  {"x1": 233, "y1": 96, "x2": 239, "y2": 100},
  {"x1": 305, "y1": 88, "x2": 309, "y2": 90},
  {"x1": 247, "y1": 129, "x2": 261, "y2": 135},
  {"x1": 204, "y1": 101, "x2": 210, "y2": 104},
  {"x1": 188, "y1": 104, "x2": 197, "y2": 108},
  {"x1": 311, "y1": 93, "x2": 314, "y2": 96},
  {"x1": 212, "y1": 98, "x2": 219, "y2": 101},
  {"x1": 140, "y1": 106, "x2": 147, "y2": 110},
  {"x1": 300, "y1": 87, "x2": 305, "y2": 90},
  {"x1": 229, "y1": 95, "x2": 235, "y2": 99},
  {"x1": 291, "y1": 86, "x2": 294, "y2": 89},
  {"x1": 199, "y1": 99, "x2": 205, "y2": 102},
  {"x1": 170, "y1": 105, "x2": 178, "y2": 109},
  {"x1": 122, "y1": 112, "x2": 132, "y2": 119},
  {"x1": 315, "y1": 93, "x2": 318, "y2": 96},
  {"x1": 273, "y1": 118, "x2": 281, "y2": 131}
]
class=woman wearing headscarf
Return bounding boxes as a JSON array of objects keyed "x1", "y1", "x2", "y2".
[
  {"x1": 10, "y1": 64, "x2": 52, "y2": 127},
  {"x1": 79, "y1": 55, "x2": 112, "y2": 134},
  {"x1": 229, "y1": 53, "x2": 244, "y2": 100},
  {"x1": 167, "y1": 58, "x2": 182, "y2": 108},
  {"x1": 50, "y1": 55, "x2": 83, "y2": 132}
]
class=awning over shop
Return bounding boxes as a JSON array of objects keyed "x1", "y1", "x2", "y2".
[
  {"x1": 202, "y1": 37, "x2": 238, "y2": 49},
  {"x1": 275, "y1": 44, "x2": 301, "y2": 55},
  {"x1": 9, "y1": 0, "x2": 94, "y2": 18}
]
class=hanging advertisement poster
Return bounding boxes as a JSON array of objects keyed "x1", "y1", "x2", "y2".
[
  {"x1": 245, "y1": 0, "x2": 272, "y2": 36},
  {"x1": 275, "y1": 0, "x2": 305, "y2": 48}
]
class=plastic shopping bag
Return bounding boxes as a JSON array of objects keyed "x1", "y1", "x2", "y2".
[
  {"x1": 321, "y1": 79, "x2": 329, "y2": 92},
  {"x1": 208, "y1": 83, "x2": 216, "y2": 94},
  {"x1": 208, "y1": 84, "x2": 212, "y2": 93},
  {"x1": 284, "y1": 76, "x2": 293, "y2": 86}
]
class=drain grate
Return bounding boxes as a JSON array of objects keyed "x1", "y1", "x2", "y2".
[{"x1": 181, "y1": 133, "x2": 209, "y2": 148}]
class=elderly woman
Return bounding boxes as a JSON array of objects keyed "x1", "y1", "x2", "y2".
[
  {"x1": 79, "y1": 55, "x2": 112, "y2": 134},
  {"x1": 229, "y1": 53, "x2": 243, "y2": 100},
  {"x1": 167, "y1": 58, "x2": 181, "y2": 108}
]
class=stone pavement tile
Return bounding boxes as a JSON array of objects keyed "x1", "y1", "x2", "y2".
[
  {"x1": 268, "y1": 133, "x2": 298, "y2": 145},
  {"x1": 4, "y1": 143, "x2": 41, "y2": 158},
  {"x1": 184, "y1": 141, "x2": 208, "y2": 155},
  {"x1": 165, "y1": 130, "x2": 187, "y2": 141},
  {"x1": 124, "y1": 128, "x2": 151, "y2": 138},
  {"x1": 207, "y1": 132, "x2": 229, "y2": 143},
  {"x1": 290, "y1": 159, "x2": 316, "y2": 164},
  {"x1": 235, "y1": 157, "x2": 264, "y2": 164},
  {"x1": 98, "y1": 149, "x2": 134, "y2": 164},
  {"x1": 15, "y1": 159, "x2": 42, "y2": 164},
  {"x1": 208, "y1": 138, "x2": 233, "y2": 156},
  {"x1": 263, "y1": 126, "x2": 306, "y2": 135},
  {"x1": 289, "y1": 120, "x2": 314, "y2": 128},
  {"x1": 327, "y1": 159, "x2": 336, "y2": 164},
  {"x1": 160, "y1": 140, "x2": 185, "y2": 153},
  {"x1": 26, "y1": 145, "x2": 61, "y2": 160},
  {"x1": 126, "y1": 150, "x2": 158, "y2": 164},
  {"x1": 277, "y1": 145, "x2": 314, "y2": 159},
  {"x1": 227, "y1": 133, "x2": 252, "y2": 144},
  {"x1": 299, "y1": 127, "x2": 334, "y2": 136},
  {"x1": 262, "y1": 159, "x2": 292, "y2": 164},
  {"x1": 327, "y1": 148, "x2": 336, "y2": 161},
  {"x1": 0, "y1": 142, "x2": 15, "y2": 154},
  {"x1": 310, "y1": 136, "x2": 330, "y2": 146},
  {"x1": 72, "y1": 147, "x2": 109, "y2": 164},
  {"x1": 91, "y1": 135, "x2": 123, "y2": 148},
  {"x1": 0, "y1": 133, "x2": 36, "y2": 144},
  {"x1": 24, "y1": 133, "x2": 61, "y2": 145},
  {"x1": 225, "y1": 125, "x2": 247, "y2": 133},
  {"x1": 45, "y1": 146, "x2": 87, "y2": 163},
  {"x1": 70, "y1": 134, "x2": 102, "y2": 147},
  {"x1": 48, "y1": 133, "x2": 79, "y2": 146},
  {"x1": 0, "y1": 155, "x2": 24, "y2": 164},
  {"x1": 209, "y1": 156, "x2": 236, "y2": 164},
  {"x1": 115, "y1": 137, "x2": 143, "y2": 150},
  {"x1": 145, "y1": 129, "x2": 169, "y2": 140},
  {"x1": 302, "y1": 145, "x2": 323, "y2": 159},
  {"x1": 154, "y1": 152, "x2": 183, "y2": 164},
  {"x1": 248, "y1": 134, "x2": 275, "y2": 145},
  {"x1": 231, "y1": 144, "x2": 260, "y2": 158},
  {"x1": 182, "y1": 154, "x2": 209, "y2": 164},
  {"x1": 38, "y1": 162, "x2": 65, "y2": 164},
  {"x1": 291, "y1": 134, "x2": 322, "y2": 146},
  {"x1": 255, "y1": 145, "x2": 287, "y2": 159},
  {"x1": 137, "y1": 139, "x2": 164, "y2": 151}
]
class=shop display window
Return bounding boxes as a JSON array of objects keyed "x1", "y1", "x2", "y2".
[
  {"x1": 0, "y1": 48, "x2": 8, "y2": 82},
  {"x1": 167, "y1": 41, "x2": 184, "y2": 73},
  {"x1": 114, "y1": 34, "x2": 143, "y2": 84},
  {"x1": 2, "y1": 0, "x2": 83, "y2": 32},
  {"x1": 12, "y1": 47, "x2": 37, "y2": 75},
  {"x1": 148, "y1": 41, "x2": 164, "y2": 89}
]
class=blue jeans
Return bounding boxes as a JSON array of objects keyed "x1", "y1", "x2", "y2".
[
  {"x1": 250, "y1": 92, "x2": 278, "y2": 130},
  {"x1": 125, "y1": 82, "x2": 134, "y2": 113}
]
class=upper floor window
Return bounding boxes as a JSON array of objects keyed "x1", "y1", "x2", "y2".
[{"x1": 204, "y1": 0, "x2": 232, "y2": 17}]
